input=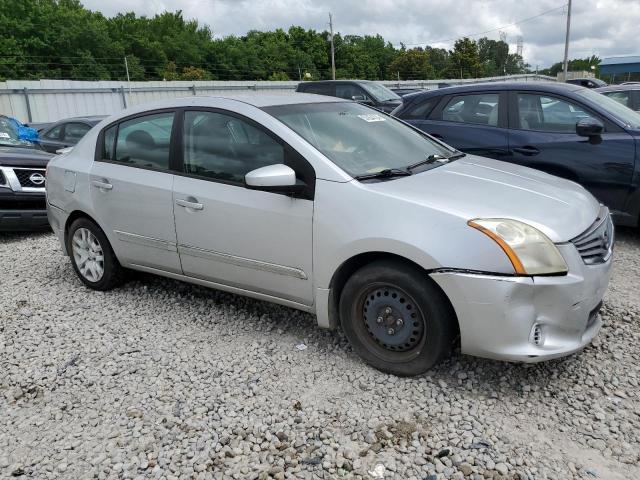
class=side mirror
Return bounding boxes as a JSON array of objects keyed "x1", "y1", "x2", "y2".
[
  {"x1": 245, "y1": 164, "x2": 305, "y2": 194},
  {"x1": 576, "y1": 118, "x2": 603, "y2": 138}
]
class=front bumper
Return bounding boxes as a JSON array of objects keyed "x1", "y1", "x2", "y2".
[
  {"x1": 0, "y1": 189, "x2": 49, "y2": 231},
  {"x1": 430, "y1": 242, "x2": 612, "y2": 362}
]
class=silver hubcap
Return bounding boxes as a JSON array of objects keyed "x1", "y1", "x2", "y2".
[{"x1": 72, "y1": 228, "x2": 104, "y2": 282}]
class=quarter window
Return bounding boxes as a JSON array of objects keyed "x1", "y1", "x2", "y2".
[
  {"x1": 517, "y1": 94, "x2": 599, "y2": 133},
  {"x1": 182, "y1": 111, "x2": 285, "y2": 183},
  {"x1": 113, "y1": 112, "x2": 174, "y2": 169},
  {"x1": 403, "y1": 98, "x2": 439, "y2": 119},
  {"x1": 441, "y1": 93, "x2": 500, "y2": 126}
]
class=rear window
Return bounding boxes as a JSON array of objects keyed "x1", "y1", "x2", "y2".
[{"x1": 299, "y1": 83, "x2": 334, "y2": 96}]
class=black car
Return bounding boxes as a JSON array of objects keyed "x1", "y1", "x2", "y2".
[
  {"x1": 296, "y1": 80, "x2": 402, "y2": 113},
  {"x1": 566, "y1": 78, "x2": 607, "y2": 89},
  {"x1": 35, "y1": 115, "x2": 105, "y2": 153},
  {"x1": 392, "y1": 82, "x2": 640, "y2": 226},
  {"x1": 0, "y1": 117, "x2": 53, "y2": 231},
  {"x1": 595, "y1": 84, "x2": 640, "y2": 112}
]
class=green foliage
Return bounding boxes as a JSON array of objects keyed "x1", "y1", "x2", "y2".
[
  {"x1": 0, "y1": 0, "x2": 531, "y2": 82},
  {"x1": 540, "y1": 55, "x2": 600, "y2": 77}
]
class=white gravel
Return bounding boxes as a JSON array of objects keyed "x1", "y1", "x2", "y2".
[{"x1": 1, "y1": 228, "x2": 639, "y2": 480}]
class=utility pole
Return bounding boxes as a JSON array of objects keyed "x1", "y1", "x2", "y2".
[
  {"x1": 329, "y1": 13, "x2": 336, "y2": 80},
  {"x1": 124, "y1": 56, "x2": 131, "y2": 94},
  {"x1": 562, "y1": 0, "x2": 572, "y2": 82}
]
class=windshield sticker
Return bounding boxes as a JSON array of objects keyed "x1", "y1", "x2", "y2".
[
  {"x1": 0, "y1": 132, "x2": 10, "y2": 139},
  {"x1": 357, "y1": 113, "x2": 386, "y2": 123}
]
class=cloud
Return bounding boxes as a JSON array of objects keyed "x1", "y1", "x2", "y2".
[{"x1": 82, "y1": 0, "x2": 640, "y2": 69}]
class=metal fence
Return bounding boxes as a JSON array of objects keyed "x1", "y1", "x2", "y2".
[{"x1": 0, "y1": 74, "x2": 555, "y2": 123}]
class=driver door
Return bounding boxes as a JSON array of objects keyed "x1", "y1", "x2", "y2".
[{"x1": 173, "y1": 109, "x2": 315, "y2": 305}]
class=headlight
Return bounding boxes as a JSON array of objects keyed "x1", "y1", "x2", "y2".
[{"x1": 468, "y1": 219, "x2": 568, "y2": 275}]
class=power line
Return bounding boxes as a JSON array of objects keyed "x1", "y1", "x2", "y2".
[{"x1": 398, "y1": 4, "x2": 567, "y2": 47}]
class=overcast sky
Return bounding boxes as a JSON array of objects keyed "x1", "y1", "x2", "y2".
[{"x1": 82, "y1": 0, "x2": 640, "y2": 69}]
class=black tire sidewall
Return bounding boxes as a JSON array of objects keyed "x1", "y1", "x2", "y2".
[
  {"x1": 66, "y1": 218, "x2": 121, "y2": 291},
  {"x1": 340, "y1": 260, "x2": 455, "y2": 376}
]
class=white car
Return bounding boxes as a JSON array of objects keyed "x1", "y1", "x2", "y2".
[{"x1": 46, "y1": 94, "x2": 613, "y2": 376}]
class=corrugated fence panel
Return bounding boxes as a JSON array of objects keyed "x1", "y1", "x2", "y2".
[{"x1": 0, "y1": 75, "x2": 555, "y2": 123}]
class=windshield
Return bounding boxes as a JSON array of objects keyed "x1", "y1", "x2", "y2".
[
  {"x1": 0, "y1": 117, "x2": 34, "y2": 148},
  {"x1": 577, "y1": 88, "x2": 640, "y2": 129},
  {"x1": 264, "y1": 102, "x2": 453, "y2": 177},
  {"x1": 360, "y1": 83, "x2": 401, "y2": 102}
]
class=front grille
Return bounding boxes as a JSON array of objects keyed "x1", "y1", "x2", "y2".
[
  {"x1": 571, "y1": 207, "x2": 614, "y2": 265},
  {"x1": 14, "y1": 168, "x2": 46, "y2": 189}
]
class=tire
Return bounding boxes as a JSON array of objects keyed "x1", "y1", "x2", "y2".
[
  {"x1": 339, "y1": 260, "x2": 456, "y2": 376},
  {"x1": 66, "y1": 217, "x2": 125, "y2": 291}
]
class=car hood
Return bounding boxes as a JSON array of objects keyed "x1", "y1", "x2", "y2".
[
  {"x1": 0, "y1": 146, "x2": 53, "y2": 167},
  {"x1": 362, "y1": 155, "x2": 600, "y2": 242}
]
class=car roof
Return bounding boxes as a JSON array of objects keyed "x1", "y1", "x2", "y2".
[
  {"x1": 402, "y1": 81, "x2": 582, "y2": 101},
  {"x1": 595, "y1": 84, "x2": 640, "y2": 92},
  {"x1": 298, "y1": 80, "x2": 375, "y2": 85}
]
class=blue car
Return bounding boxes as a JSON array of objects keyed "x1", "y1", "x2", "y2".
[{"x1": 392, "y1": 82, "x2": 640, "y2": 226}]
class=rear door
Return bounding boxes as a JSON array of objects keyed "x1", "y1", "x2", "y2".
[
  {"x1": 416, "y1": 91, "x2": 511, "y2": 160},
  {"x1": 90, "y1": 110, "x2": 182, "y2": 273},
  {"x1": 507, "y1": 91, "x2": 635, "y2": 214}
]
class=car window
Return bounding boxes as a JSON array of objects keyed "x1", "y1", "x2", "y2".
[
  {"x1": 602, "y1": 91, "x2": 631, "y2": 108},
  {"x1": 44, "y1": 125, "x2": 63, "y2": 140},
  {"x1": 336, "y1": 84, "x2": 368, "y2": 101},
  {"x1": 182, "y1": 110, "x2": 285, "y2": 183},
  {"x1": 264, "y1": 102, "x2": 453, "y2": 177},
  {"x1": 64, "y1": 122, "x2": 91, "y2": 142},
  {"x1": 441, "y1": 93, "x2": 500, "y2": 126},
  {"x1": 517, "y1": 94, "x2": 598, "y2": 133},
  {"x1": 113, "y1": 112, "x2": 174, "y2": 169},
  {"x1": 301, "y1": 84, "x2": 334, "y2": 96},
  {"x1": 402, "y1": 97, "x2": 439, "y2": 119}
]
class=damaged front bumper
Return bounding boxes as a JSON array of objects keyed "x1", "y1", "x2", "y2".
[{"x1": 430, "y1": 243, "x2": 612, "y2": 362}]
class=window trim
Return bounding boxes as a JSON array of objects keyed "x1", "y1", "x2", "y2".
[
  {"x1": 429, "y1": 91, "x2": 507, "y2": 128},
  {"x1": 94, "y1": 108, "x2": 178, "y2": 173},
  {"x1": 508, "y1": 91, "x2": 621, "y2": 134},
  {"x1": 175, "y1": 107, "x2": 316, "y2": 200}
]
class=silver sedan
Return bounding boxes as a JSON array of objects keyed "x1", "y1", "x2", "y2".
[{"x1": 46, "y1": 94, "x2": 613, "y2": 376}]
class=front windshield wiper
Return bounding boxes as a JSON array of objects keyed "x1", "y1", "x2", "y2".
[
  {"x1": 406, "y1": 152, "x2": 466, "y2": 172},
  {"x1": 354, "y1": 168, "x2": 412, "y2": 181}
]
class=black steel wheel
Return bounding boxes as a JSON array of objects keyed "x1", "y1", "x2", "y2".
[{"x1": 340, "y1": 259, "x2": 456, "y2": 376}]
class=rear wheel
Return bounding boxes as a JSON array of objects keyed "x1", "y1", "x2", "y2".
[
  {"x1": 66, "y1": 217, "x2": 124, "y2": 290},
  {"x1": 339, "y1": 260, "x2": 456, "y2": 376}
]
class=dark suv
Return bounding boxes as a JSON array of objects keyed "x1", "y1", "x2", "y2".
[
  {"x1": 392, "y1": 82, "x2": 640, "y2": 226},
  {"x1": 0, "y1": 116, "x2": 53, "y2": 231},
  {"x1": 296, "y1": 80, "x2": 402, "y2": 113}
]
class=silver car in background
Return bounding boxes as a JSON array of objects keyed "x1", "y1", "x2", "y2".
[{"x1": 46, "y1": 94, "x2": 614, "y2": 376}]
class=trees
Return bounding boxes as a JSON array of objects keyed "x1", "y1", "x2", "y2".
[
  {"x1": 0, "y1": 0, "x2": 538, "y2": 82},
  {"x1": 388, "y1": 48, "x2": 434, "y2": 80}
]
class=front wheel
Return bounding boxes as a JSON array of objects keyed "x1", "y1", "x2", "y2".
[
  {"x1": 339, "y1": 260, "x2": 456, "y2": 376},
  {"x1": 66, "y1": 217, "x2": 124, "y2": 291}
]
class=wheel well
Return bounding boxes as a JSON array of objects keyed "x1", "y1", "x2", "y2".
[
  {"x1": 63, "y1": 210, "x2": 99, "y2": 245},
  {"x1": 327, "y1": 252, "x2": 460, "y2": 342}
]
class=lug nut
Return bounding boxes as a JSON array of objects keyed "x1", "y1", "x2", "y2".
[
  {"x1": 376, "y1": 316, "x2": 383, "y2": 324},
  {"x1": 396, "y1": 318, "x2": 404, "y2": 327},
  {"x1": 387, "y1": 328, "x2": 395, "y2": 335},
  {"x1": 385, "y1": 307, "x2": 392, "y2": 314}
]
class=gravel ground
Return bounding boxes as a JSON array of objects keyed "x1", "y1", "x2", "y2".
[{"x1": 1, "y1": 228, "x2": 639, "y2": 480}]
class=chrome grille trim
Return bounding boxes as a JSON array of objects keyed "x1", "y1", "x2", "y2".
[
  {"x1": 0, "y1": 166, "x2": 46, "y2": 192},
  {"x1": 571, "y1": 206, "x2": 614, "y2": 265}
]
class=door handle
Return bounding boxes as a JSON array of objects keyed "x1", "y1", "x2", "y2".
[
  {"x1": 91, "y1": 179, "x2": 113, "y2": 190},
  {"x1": 176, "y1": 198, "x2": 204, "y2": 211},
  {"x1": 512, "y1": 146, "x2": 540, "y2": 156}
]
